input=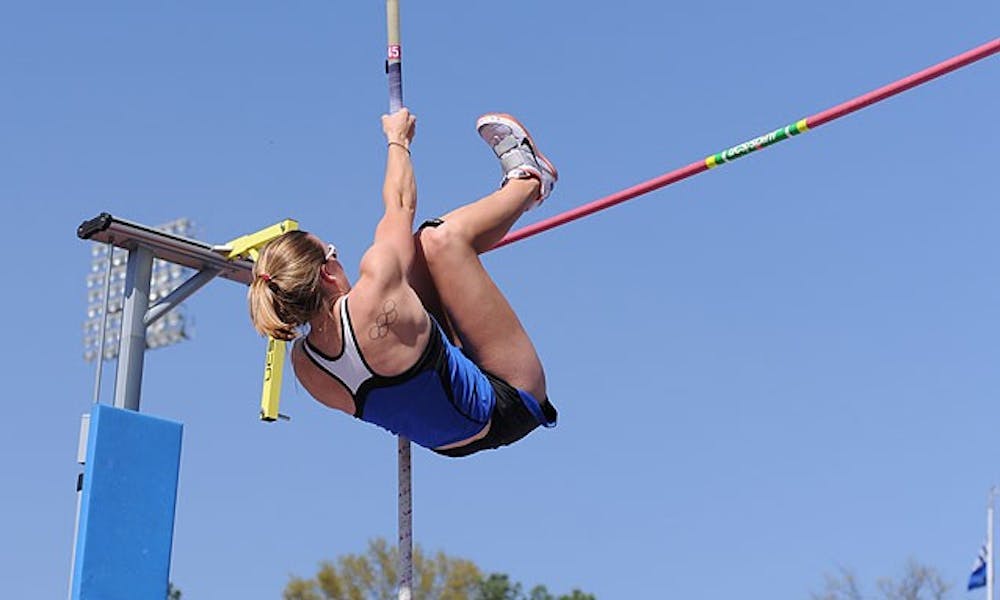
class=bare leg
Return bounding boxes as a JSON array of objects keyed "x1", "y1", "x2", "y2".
[
  {"x1": 438, "y1": 180, "x2": 538, "y2": 254},
  {"x1": 408, "y1": 230, "x2": 458, "y2": 343},
  {"x1": 418, "y1": 179, "x2": 546, "y2": 400},
  {"x1": 407, "y1": 174, "x2": 535, "y2": 344}
]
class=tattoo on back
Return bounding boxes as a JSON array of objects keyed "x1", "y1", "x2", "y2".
[{"x1": 369, "y1": 300, "x2": 398, "y2": 340}]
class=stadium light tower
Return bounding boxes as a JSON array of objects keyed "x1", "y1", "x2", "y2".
[{"x1": 83, "y1": 218, "x2": 195, "y2": 364}]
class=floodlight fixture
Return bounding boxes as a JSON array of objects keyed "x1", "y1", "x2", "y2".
[{"x1": 82, "y1": 218, "x2": 196, "y2": 363}]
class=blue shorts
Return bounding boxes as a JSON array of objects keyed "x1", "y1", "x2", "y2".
[{"x1": 433, "y1": 369, "x2": 557, "y2": 458}]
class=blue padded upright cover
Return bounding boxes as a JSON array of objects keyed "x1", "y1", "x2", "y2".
[{"x1": 71, "y1": 404, "x2": 183, "y2": 600}]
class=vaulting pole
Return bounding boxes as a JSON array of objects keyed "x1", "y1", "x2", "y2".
[
  {"x1": 386, "y1": 0, "x2": 404, "y2": 114},
  {"x1": 385, "y1": 2, "x2": 413, "y2": 600},
  {"x1": 495, "y1": 37, "x2": 1000, "y2": 249}
]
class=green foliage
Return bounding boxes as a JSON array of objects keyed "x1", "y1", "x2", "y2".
[
  {"x1": 284, "y1": 538, "x2": 595, "y2": 600},
  {"x1": 812, "y1": 560, "x2": 950, "y2": 600},
  {"x1": 477, "y1": 574, "x2": 595, "y2": 600},
  {"x1": 477, "y1": 573, "x2": 521, "y2": 600},
  {"x1": 284, "y1": 538, "x2": 481, "y2": 600},
  {"x1": 167, "y1": 582, "x2": 182, "y2": 600},
  {"x1": 551, "y1": 591, "x2": 596, "y2": 600}
]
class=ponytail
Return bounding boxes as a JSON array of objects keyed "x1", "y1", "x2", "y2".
[{"x1": 247, "y1": 231, "x2": 327, "y2": 340}]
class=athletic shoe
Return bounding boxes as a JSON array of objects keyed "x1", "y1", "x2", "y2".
[{"x1": 476, "y1": 113, "x2": 557, "y2": 210}]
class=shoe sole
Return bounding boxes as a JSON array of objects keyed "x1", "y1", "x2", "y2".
[{"x1": 476, "y1": 113, "x2": 558, "y2": 182}]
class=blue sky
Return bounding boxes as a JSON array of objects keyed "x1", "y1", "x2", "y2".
[{"x1": 3, "y1": 2, "x2": 999, "y2": 599}]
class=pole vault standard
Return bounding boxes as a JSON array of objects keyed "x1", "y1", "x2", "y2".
[
  {"x1": 71, "y1": 214, "x2": 257, "y2": 600},
  {"x1": 384, "y1": 2, "x2": 413, "y2": 600},
  {"x1": 496, "y1": 37, "x2": 1000, "y2": 249}
]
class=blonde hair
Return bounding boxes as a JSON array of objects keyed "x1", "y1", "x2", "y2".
[{"x1": 247, "y1": 230, "x2": 327, "y2": 341}]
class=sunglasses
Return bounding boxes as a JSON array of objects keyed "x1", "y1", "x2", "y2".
[{"x1": 324, "y1": 243, "x2": 338, "y2": 261}]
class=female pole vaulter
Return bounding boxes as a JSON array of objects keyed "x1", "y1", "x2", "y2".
[{"x1": 247, "y1": 109, "x2": 558, "y2": 457}]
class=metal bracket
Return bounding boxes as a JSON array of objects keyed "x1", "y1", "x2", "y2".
[
  {"x1": 215, "y1": 219, "x2": 299, "y2": 422},
  {"x1": 213, "y1": 219, "x2": 299, "y2": 262}
]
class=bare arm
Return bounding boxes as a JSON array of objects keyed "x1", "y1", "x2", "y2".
[
  {"x1": 382, "y1": 111, "x2": 417, "y2": 216},
  {"x1": 364, "y1": 108, "x2": 418, "y2": 286}
]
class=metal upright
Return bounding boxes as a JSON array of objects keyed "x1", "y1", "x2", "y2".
[
  {"x1": 114, "y1": 245, "x2": 153, "y2": 410},
  {"x1": 989, "y1": 486, "x2": 996, "y2": 600}
]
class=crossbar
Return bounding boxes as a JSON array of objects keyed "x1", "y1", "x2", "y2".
[
  {"x1": 78, "y1": 213, "x2": 254, "y2": 285},
  {"x1": 495, "y1": 37, "x2": 1000, "y2": 249}
]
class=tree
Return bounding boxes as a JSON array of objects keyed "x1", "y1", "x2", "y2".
[
  {"x1": 477, "y1": 575, "x2": 595, "y2": 600},
  {"x1": 284, "y1": 538, "x2": 482, "y2": 600},
  {"x1": 812, "y1": 567, "x2": 863, "y2": 600},
  {"x1": 523, "y1": 585, "x2": 596, "y2": 600},
  {"x1": 477, "y1": 573, "x2": 521, "y2": 600},
  {"x1": 168, "y1": 582, "x2": 182, "y2": 600},
  {"x1": 284, "y1": 538, "x2": 596, "y2": 600},
  {"x1": 812, "y1": 560, "x2": 950, "y2": 600},
  {"x1": 876, "y1": 561, "x2": 949, "y2": 600}
]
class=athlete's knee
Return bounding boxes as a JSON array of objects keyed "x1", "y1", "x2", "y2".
[{"x1": 417, "y1": 220, "x2": 471, "y2": 263}]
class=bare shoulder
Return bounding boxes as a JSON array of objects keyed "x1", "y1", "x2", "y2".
[
  {"x1": 347, "y1": 276, "x2": 430, "y2": 375},
  {"x1": 348, "y1": 276, "x2": 427, "y2": 339},
  {"x1": 358, "y1": 243, "x2": 404, "y2": 287}
]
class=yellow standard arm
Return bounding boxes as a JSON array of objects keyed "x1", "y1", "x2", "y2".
[
  {"x1": 216, "y1": 219, "x2": 299, "y2": 262},
  {"x1": 215, "y1": 219, "x2": 299, "y2": 422},
  {"x1": 260, "y1": 336, "x2": 288, "y2": 422}
]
